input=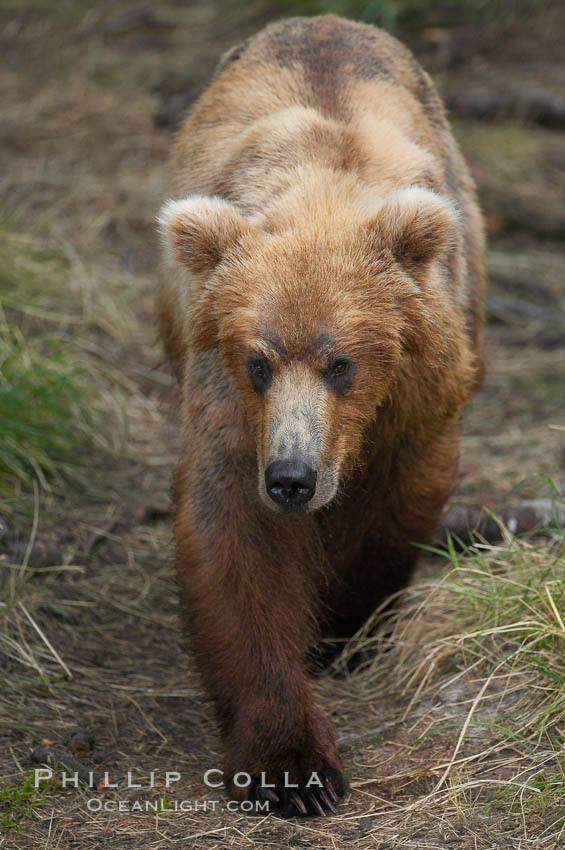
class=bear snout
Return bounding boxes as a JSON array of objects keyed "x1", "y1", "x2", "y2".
[{"x1": 264, "y1": 459, "x2": 317, "y2": 510}]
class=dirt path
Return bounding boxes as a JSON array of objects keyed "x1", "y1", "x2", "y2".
[{"x1": 1, "y1": 3, "x2": 564, "y2": 848}]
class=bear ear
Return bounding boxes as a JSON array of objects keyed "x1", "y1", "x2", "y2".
[
  {"x1": 368, "y1": 187, "x2": 459, "y2": 278},
  {"x1": 157, "y1": 195, "x2": 251, "y2": 276}
]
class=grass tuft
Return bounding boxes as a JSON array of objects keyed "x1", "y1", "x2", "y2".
[
  {"x1": 0, "y1": 225, "x2": 128, "y2": 505},
  {"x1": 330, "y1": 527, "x2": 565, "y2": 845},
  {"x1": 0, "y1": 330, "x2": 100, "y2": 494},
  {"x1": 0, "y1": 770, "x2": 51, "y2": 831}
]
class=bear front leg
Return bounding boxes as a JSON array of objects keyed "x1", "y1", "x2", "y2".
[
  {"x1": 173, "y1": 464, "x2": 347, "y2": 817},
  {"x1": 320, "y1": 423, "x2": 461, "y2": 653}
]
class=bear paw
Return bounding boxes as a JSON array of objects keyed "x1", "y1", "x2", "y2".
[{"x1": 228, "y1": 765, "x2": 347, "y2": 818}]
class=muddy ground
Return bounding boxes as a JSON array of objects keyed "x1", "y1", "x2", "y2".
[{"x1": 0, "y1": 1, "x2": 564, "y2": 848}]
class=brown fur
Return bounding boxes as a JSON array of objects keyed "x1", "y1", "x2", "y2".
[{"x1": 157, "y1": 14, "x2": 485, "y2": 817}]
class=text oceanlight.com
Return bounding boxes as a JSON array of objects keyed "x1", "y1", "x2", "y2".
[{"x1": 86, "y1": 798, "x2": 269, "y2": 813}]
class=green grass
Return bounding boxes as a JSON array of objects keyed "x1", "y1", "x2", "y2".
[
  {"x1": 339, "y1": 511, "x2": 565, "y2": 844},
  {"x1": 213, "y1": 0, "x2": 558, "y2": 35},
  {"x1": 0, "y1": 225, "x2": 127, "y2": 506},
  {"x1": 0, "y1": 328, "x2": 100, "y2": 494},
  {"x1": 0, "y1": 770, "x2": 51, "y2": 831}
]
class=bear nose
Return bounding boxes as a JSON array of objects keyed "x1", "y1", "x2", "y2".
[{"x1": 265, "y1": 460, "x2": 317, "y2": 508}]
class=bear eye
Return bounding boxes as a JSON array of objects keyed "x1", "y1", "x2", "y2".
[
  {"x1": 247, "y1": 355, "x2": 272, "y2": 393},
  {"x1": 326, "y1": 356, "x2": 354, "y2": 394},
  {"x1": 331, "y1": 359, "x2": 348, "y2": 377}
]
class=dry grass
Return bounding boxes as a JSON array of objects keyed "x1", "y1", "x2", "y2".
[
  {"x1": 0, "y1": 225, "x2": 135, "y2": 506},
  {"x1": 1, "y1": 528, "x2": 563, "y2": 848},
  {"x1": 0, "y1": 1, "x2": 564, "y2": 848}
]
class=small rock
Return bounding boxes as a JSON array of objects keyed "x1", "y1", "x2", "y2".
[{"x1": 67, "y1": 727, "x2": 95, "y2": 758}]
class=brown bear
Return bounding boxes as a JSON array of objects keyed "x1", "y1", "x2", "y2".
[{"x1": 157, "y1": 14, "x2": 485, "y2": 818}]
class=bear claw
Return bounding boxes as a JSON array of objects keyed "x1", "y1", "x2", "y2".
[
  {"x1": 256, "y1": 786, "x2": 279, "y2": 805},
  {"x1": 288, "y1": 790, "x2": 308, "y2": 815},
  {"x1": 249, "y1": 767, "x2": 345, "y2": 818}
]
